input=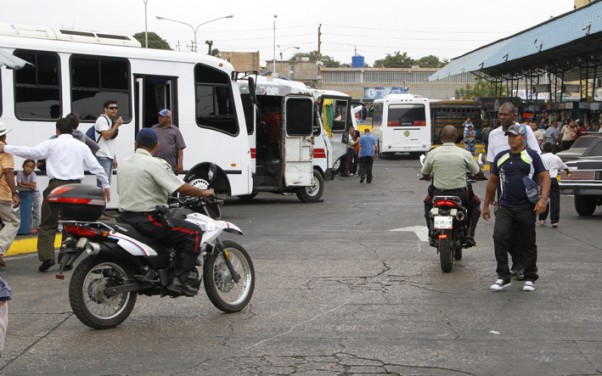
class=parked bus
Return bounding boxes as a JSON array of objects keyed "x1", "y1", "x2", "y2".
[
  {"x1": 372, "y1": 94, "x2": 431, "y2": 157},
  {"x1": 0, "y1": 23, "x2": 252, "y2": 208},
  {"x1": 429, "y1": 99, "x2": 481, "y2": 144},
  {"x1": 237, "y1": 76, "x2": 334, "y2": 202}
]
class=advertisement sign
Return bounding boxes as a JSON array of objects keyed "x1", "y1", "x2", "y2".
[{"x1": 363, "y1": 86, "x2": 407, "y2": 100}]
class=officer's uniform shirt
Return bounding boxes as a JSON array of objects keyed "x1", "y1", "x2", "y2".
[
  {"x1": 117, "y1": 148, "x2": 183, "y2": 212},
  {"x1": 421, "y1": 143, "x2": 480, "y2": 190}
]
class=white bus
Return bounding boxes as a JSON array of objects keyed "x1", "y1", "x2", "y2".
[
  {"x1": 372, "y1": 94, "x2": 432, "y2": 158},
  {"x1": 0, "y1": 23, "x2": 253, "y2": 208},
  {"x1": 237, "y1": 76, "x2": 333, "y2": 202}
]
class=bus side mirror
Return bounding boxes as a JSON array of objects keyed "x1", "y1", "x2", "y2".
[{"x1": 248, "y1": 77, "x2": 257, "y2": 106}]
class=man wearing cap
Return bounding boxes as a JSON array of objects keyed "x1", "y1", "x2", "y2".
[
  {"x1": 151, "y1": 109, "x2": 186, "y2": 174},
  {"x1": 0, "y1": 118, "x2": 110, "y2": 272},
  {"x1": 117, "y1": 128, "x2": 213, "y2": 296},
  {"x1": 486, "y1": 102, "x2": 541, "y2": 280},
  {"x1": 482, "y1": 124, "x2": 550, "y2": 293},
  {"x1": 0, "y1": 123, "x2": 20, "y2": 268}
]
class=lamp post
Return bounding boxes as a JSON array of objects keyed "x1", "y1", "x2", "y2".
[
  {"x1": 272, "y1": 15, "x2": 277, "y2": 76},
  {"x1": 278, "y1": 45, "x2": 299, "y2": 77},
  {"x1": 156, "y1": 14, "x2": 234, "y2": 52},
  {"x1": 143, "y1": 0, "x2": 149, "y2": 48}
]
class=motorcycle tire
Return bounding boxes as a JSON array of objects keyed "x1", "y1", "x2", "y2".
[
  {"x1": 438, "y1": 235, "x2": 454, "y2": 273},
  {"x1": 203, "y1": 240, "x2": 255, "y2": 313},
  {"x1": 69, "y1": 255, "x2": 137, "y2": 330}
]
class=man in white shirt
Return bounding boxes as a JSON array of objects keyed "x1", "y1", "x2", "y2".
[
  {"x1": 0, "y1": 118, "x2": 110, "y2": 272},
  {"x1": 94, "y1": 100, "x2": 124, "y2": 188}
]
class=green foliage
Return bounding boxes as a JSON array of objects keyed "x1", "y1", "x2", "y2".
[
  {"x1": 373, "y1": 52, "x2": 446, "y2": 68},
  {"x1": 133, "y1": 32, "x2": 171, "y2": 50},
  {"x1": 455, "y1": 78, "x2": 508, "y2": 99}
]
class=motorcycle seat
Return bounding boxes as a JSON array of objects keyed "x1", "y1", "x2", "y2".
[{"x1": 111, "y1": 222, "x2": 171, "y2": 254}]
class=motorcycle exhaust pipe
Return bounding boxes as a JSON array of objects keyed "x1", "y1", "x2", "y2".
[
  {"x1": 85, "y1": 242, "x2": 101, "y2": 256},
  {"x1": 455, "y1": 210, "x2": 466, "y2": 221}
]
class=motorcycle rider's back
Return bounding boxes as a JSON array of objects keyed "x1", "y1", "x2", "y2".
[
  {"x1": 421, "y1": 126, "x2": 483, "y2": 246},
  {"x1": 117, "y1": 128, "x2": 212, "y2": 296}
]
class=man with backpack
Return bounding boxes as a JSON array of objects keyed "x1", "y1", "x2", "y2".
[{"x1": 92, "y1": 100, "x2": 124, "y2": 219}]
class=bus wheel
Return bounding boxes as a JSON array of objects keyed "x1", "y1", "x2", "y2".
[
  {"x1": 238, "y1": 192, "x2": 258, "y2": 201},
  {"x1": 296, "y1": 170, "x2": 324, "y2": 203}
]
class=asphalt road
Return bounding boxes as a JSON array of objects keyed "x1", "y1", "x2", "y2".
[{"x1": 1, "y1": 155, "x2": 601, "y2": 376}]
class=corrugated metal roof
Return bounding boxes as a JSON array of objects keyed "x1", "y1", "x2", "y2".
[{"x1": 430, "y1": 1, "x2": 602, "y2": 81}]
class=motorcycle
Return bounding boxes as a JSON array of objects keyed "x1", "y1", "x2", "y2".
[
  {"x1": 420, "y1": 154, "x2": 484, "y2": 273},
  {"x1": 54, "y1": 191, "x2": 255, "y2": 330}
]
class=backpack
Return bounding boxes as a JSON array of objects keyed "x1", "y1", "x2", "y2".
[{"x1": 86, "y1": 115, "x2": 118, "y2": 142}]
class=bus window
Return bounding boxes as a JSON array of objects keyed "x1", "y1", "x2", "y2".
[
  {"x1": 387, "y1": 104, "x2": 426, "y2": 127},
  {"x1": 70, "y1": 55, "x2": 131, "y2": 122},
  {"x1": 13, "y1": 50, "x2": 61, "y2": 120},
  {"x1": 286, "y1": 97, "x2": 312, "y2": 136},
  {"x1": 195, "y1": 64, "x2": 238, "y2": 136}
]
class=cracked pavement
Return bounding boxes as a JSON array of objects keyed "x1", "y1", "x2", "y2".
[{"x1": 1, "y1": 156, "x2": 601, "y2": 375}]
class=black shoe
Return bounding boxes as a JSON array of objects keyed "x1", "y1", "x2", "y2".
[
  {"x1": 360, "y1": 176, "x2": 364, "y2": 183},
  {"x1": 38, "y1": 259, "x2": 56, "y2": 272},
  {"x1": 429, "y1": 237, "x2": 437, "y2": 247},
  {"x1": 167, "y1": 277, "x2": 198, "y2": 296},
  {"x1": 516, "y1": 267, "x2": 525, "y2": 281},
  {"x1": 464, "y1": 237, "x2": 476, "y2": 248},
  {"x1": 367, "y1": 180, "x2": 372, "y2": 184}
]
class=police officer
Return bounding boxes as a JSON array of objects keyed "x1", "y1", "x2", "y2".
[
  {"x1": 117, "y1": 128, "x2": 213, "y2": 296},
  {"x1": 421, "y1": 125, "x2": 484, "y2": 247}
]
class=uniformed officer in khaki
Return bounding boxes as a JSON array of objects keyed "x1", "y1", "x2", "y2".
[{"x1": 117, "y1": 128, "x2": 213, "y2": 296}]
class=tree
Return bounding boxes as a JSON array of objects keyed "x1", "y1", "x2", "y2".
[
  {"x1": 416, "y1": 55, "x2": 447, "y2": 68},
  {"x1": 374, "y1": 51, "x2": 414, "y2": 68},
  {"x1": 133, "y1": 32, "x2": 171, "y2": 50},
  {"x1": 291, "y1": 51, "x2": 341, "y2": 68},
  {"x1": 455, "y1": 78, "x2": 508, "y2": 99}
]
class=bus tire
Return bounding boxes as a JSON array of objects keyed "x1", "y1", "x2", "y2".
[
  {"x1": 296, "y1": 170, "x2": 324, "y2": 203},
  {"x1": 238, "y1": 192, "x2": 258, "y2": 201},
  {"x1": 574, "y1": 195, "x2": 597, "y2": 216}
]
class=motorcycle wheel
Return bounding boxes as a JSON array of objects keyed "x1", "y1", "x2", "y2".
[
  {"x1": 69, "y1": 255, "x2": 137, "y2": 330},
  {"x1": 203, "y1": 240, "x2": 255, "y2": 313},
  {"x1": 438, "y1": 235, "x2": 454, "y2": 273}
]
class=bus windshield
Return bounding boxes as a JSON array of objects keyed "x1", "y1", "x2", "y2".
[{"x1": 387, "y1": 104, "x2": 426, "y2": 127}]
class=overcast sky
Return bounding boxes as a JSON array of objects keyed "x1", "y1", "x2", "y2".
[{"x1": 2, "y1": 0, "x2": 573, "y2": 66}]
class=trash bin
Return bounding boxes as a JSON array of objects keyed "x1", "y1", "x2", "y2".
[{"x1": 17, "y1": 190, "x2": 33, "y2": 235}]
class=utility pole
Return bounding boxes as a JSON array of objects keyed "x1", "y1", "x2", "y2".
[{"x1": 317, "y1": 24, "x2": 322, "y2": 63}]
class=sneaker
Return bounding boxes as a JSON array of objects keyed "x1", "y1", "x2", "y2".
[
  {"x1": 551, "y1": 223, "x2": 558, "y2": 228},
  {"x1": 539, "y1": 220, "x2": 546, "y2": 225},
  {"x1": 490, "y1": 279, "x2": 511, "y2": 292},
  {"x1": 523, "y1": 281, "x2": 536, "y2": 292}
]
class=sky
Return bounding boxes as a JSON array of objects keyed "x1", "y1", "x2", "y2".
[{"x1": 1, "y1": 0, "x2": 575, "y2": 66}]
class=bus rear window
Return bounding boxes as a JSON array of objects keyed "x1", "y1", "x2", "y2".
[{"x1": 387, "y1": 104, "x2": 425, "y2": 127}]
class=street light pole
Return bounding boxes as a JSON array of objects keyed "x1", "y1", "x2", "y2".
[
  {"x1": 278, "y1": 45, "x2": 300, "y2": 77},
  {"x1": 273, "y1": 15, "x2": 277, "y2": 76},
  {"x1": 156, "y1": 14, "x2": 234, "y2": 53},
  {"x1": 143, "y1": 0, "x2": 149, "y2": 48}
]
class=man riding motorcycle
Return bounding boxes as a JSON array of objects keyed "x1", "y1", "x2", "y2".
[
  {"x1": 117, "y1": 128, "x2": 214, "y2": 296},
  {"x1": 421, "y1": 125, "x2": 485, "y2": 247}
]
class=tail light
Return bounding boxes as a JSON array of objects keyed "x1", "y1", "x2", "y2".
[
  {"x1": 434, "y1": 199, "x2": 459, "y2": 208},
  {"x1": 64, "y1": 225, "x2": 110, "y2": 238}
]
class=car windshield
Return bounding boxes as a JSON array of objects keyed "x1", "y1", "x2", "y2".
[{"x1": 572, "y1": 136, "x2": 599, "y2": 148}]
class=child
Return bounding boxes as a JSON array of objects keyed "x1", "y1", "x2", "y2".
[
  {"x1": 464, "y1": 125, "x2": 476, "y2": 155},
  {"x1": 16, "y1": 159, "x2": 41, "y2": 234},
  {"x1": 539, "y1": 142, "x2": 570, "y2": 227}
]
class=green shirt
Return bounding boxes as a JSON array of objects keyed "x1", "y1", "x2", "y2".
[
  {"x1": 421, "y1": 143, "x2": 480, "y2": 190},
  {"x1": 117, "y1": 148, "x2": 184, "y2": 212}
]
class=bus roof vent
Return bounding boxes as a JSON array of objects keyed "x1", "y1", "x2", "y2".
[{"x1": 0, "y1": 23, "x2": 141, "y2": 47}]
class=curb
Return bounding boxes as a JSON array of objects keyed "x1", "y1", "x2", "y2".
[{"x1": 5, "y1": 235, "x2": 62, "y2": 257}]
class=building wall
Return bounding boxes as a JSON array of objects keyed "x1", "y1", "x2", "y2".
[{"x1": 221, "y1": 51, "x2": 260, "y2": 72}]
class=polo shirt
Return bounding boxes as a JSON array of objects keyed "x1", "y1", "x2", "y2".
[{"x1": 491, "y1": 148, "x2": 547, "y2": 209}]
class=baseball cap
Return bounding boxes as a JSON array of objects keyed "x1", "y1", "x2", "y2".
[
  {"x1": 0, "y1": 122, "x2": 12, "y2": 137},
  {"x1": 136, "y1": 128, "x2": 158, "y2": 146},
  {"x1": 158, "y1": 109, "x2": 172, "y2": 117},
  {"x1": 505, "y1": 124, "x2": 525, "y2": 136}
]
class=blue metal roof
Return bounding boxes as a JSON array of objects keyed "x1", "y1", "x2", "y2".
[{"x1": 430, "y1": 1, "x2": 602, "y2": 81}]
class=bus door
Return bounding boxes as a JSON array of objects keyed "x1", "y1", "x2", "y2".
[
  {"x1": 134, "y1": 74, "x2": 177, "y2": 132},
  {"x1": 283, "y1": 96, "x2": 314, "y2": 186}
]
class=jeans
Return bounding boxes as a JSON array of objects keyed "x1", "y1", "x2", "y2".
[
  {"x1": 493, "y1": 206, "x2": 539, "y2": 282},
  {"x1": 96, "y1": 156, "x2": 113, "y2": 188},
  {"x1": 359, "y1": 156, "x2": 374, "y2": 182}
]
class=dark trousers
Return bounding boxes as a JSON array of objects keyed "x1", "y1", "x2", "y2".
[
  {"x1": 359, "y1": 156, "x2": 374, "y2": 182},
  {"x1": 493, "y1": 207, "x2": 539, "y2": 282},
  {"x1": 38, "y1": 179, "x2": 81, "y2": 262},
  {"x1": 345, "y1": 148, "x2": 355, "y2": 175},
  {"x1": 539, "y1": 178, "x2": 560, "y2": 224},
  {"x1": 119, "y1": 212, "x2": 201, "y2": 279}
]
